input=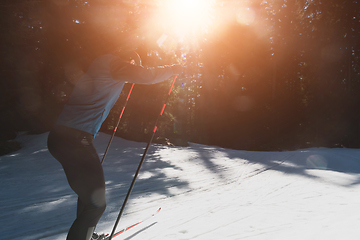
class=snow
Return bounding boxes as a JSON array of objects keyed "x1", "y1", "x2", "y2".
[{"x1": 1, "y1": 132, "x2": 360, "y2": 240}]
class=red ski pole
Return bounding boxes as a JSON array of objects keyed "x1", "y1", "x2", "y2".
[
  {"x1": 107, "y1": 76, "x2": 177, "y2": 240},
  {"x1": 101, "y1": 83, "x2": 135, "y2": 164}
]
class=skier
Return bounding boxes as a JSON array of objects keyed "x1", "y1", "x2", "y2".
[{"x1": 47, "y1": 50, "x2": 182, "y2": 240}]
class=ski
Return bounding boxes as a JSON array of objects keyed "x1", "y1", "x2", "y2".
[{"x1": 103, "y1": 207, "x2": 161, "y2": 239}]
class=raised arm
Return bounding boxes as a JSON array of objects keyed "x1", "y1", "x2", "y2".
[{"x1": 110, "y1": 57, "x2": 181, "y2": 84}]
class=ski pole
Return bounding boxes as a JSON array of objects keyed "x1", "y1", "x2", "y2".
[
  {"x1": 101, "y1": 83, "x2": 135, "y2": 165},
  {"x1": 107, "y1": 75, "x2": 177, "y2": 240}
]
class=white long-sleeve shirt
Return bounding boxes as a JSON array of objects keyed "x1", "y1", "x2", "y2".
[{"x1": 57, "y1": 54, "x2": 174, "y2": 136}]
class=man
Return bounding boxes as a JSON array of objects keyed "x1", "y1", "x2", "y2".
[{"x1": 47, "y1": 50, "x2": 182, "y2": 240}]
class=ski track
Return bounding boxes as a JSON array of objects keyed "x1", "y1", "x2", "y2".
[{"x1": 2, "y1": 132, "x2": 360, "y2": 239}]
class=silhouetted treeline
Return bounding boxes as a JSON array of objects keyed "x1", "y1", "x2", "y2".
[{"x1": 1, "y1": 0, "x2": 360, "y2": 153}]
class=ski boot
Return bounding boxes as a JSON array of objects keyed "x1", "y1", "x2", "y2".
[{"x1": 92, "y1": 232, "x2": 105, "y2": 240}]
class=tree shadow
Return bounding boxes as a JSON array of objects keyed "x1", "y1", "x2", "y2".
[
  {"x1": 201, "y1": 145, "x2": 360, "y2": 187},
  {"x1": 0, "y1": 132, "x2": 191, "y2": 240},
  {"x1": 3, "y1": 131, "x2": 360, "y2": 240},
  {"x1": 95, "y1": 134, "x2": 191, "y2": 209}
]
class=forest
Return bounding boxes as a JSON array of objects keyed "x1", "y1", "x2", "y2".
[{"x1": 1, "y1": 0, "x2": 360, "y2": 154}]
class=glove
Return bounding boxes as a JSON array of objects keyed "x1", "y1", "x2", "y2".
[{"x1": 171, "y1": 64, "x2": 183, "y2": 75}]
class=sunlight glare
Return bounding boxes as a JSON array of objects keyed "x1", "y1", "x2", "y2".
[{"x1": 160, "y1": 0, "x2": 215, "y2": 38}]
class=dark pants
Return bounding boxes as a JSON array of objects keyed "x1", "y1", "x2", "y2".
[{"x1": 47, "y1": 125, "x2": 106, "y2": 240}]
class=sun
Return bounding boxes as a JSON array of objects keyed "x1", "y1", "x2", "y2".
[{"x1": 158, "y1": 0, "x2": 215, "y2": 39}]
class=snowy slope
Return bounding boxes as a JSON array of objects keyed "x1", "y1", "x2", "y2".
[{"x1": 1, "y1": 132, "x2": 360, "y2": 240}]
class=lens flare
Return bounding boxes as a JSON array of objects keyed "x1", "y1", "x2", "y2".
[
  {"x1": 156, "y1": 34, "x2": 178, "y2": 53},
  {"x1": 306, "y1": 155, "x2": 328, "y2": 170},
  {"x1": 156, "y1": 33, "x2": 168, "y2": 47},
  {"x1": 236, "y1": 7, "x2": 256, "y2": 25}
]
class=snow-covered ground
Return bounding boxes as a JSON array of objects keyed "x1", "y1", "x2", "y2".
[{"x1": 2, "y1": 132, "x2": 360, "y2": 240}]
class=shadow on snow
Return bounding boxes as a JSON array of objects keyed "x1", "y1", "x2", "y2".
[{"x1": 2, "y1": 131, "x2": 360, "y2": 239}]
